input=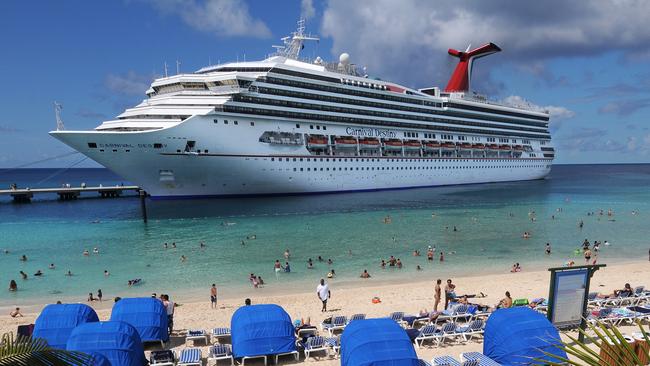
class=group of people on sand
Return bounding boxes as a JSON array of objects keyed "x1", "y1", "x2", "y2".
[{"x1": 87, "y1": 289, "x2": 103, "y2": 302}]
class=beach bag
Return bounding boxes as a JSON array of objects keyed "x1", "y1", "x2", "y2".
[{"x1": 513, "y1": 298, "x2": 529, "y2": 307}]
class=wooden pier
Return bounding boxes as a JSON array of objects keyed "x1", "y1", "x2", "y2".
[{"x1": 0, "y1": 185, "x2": 141, "y2": 203}]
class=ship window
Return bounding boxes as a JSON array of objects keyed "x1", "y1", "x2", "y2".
[
  {"x1": 234, "y1": 121, "x2": 238, "y2": 125},
  {"x1": 316, "y1": 125, "x2": 320, "y2": 130},
  {"x1": 88, "y1": 142, "x2": 97, "y2": 148},
  {"x1": 310, "y1": 125, "x2": 314, "y2": 129},
  {"x1": 224, "y1": 120, "x2": 228, "y2": 124},
  {"x1": 250, "y1": 122, "x2": 255, "y2": 126},
  {"x1": 213, "y1": 119, "x2": 218, "y2": 123},
  {"x1": 323, "y1": 126, "x2": 327, "y2": 130}
]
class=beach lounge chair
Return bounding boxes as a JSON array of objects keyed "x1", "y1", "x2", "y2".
[
  {"x1": 435, "y1": 322, "x2": 459, "y2": 346},
  {"x1": 178, "y1": 348, "x2": 202, "y2": 366},
  {"x1": 390, "y1": 311, "x2": 408, "y2": 327},
  {"x1": 460, "y1": 351, "x2": 502, "y2": 366},
  {"x1": 587, "y1": 292, "x2": 607, "y2": 307},
  {"x1": 324, "y1": 336, "x2": 339, "y2": 356},
  {"x1": 150, "y1": 350, "x2": 175, "y2": 366},
  {"x1": 451, "y1": 304, "x2": 471, "y2": 322},
  {"x1": 432, "y1": 355, "x2": 461, "y2": 366},
  {"x1": 297, "y1": 326, "x2": 318, "y2": 338},
  {"x1": 414, "y1": 324, "x2": 440, "y2": 348},
  {"x1": 208, "y1": 344, "x2": 234, "y2": 366},
  {"x1": 241, "y1": 354, "x2": 267, "y2": 366},
  {"x1": 303, "y1": 336, "x2": 328, "y2": 359},
  {"x1": 186, "y1": 329, "x2": 209, "y2": 345},
  {"x1": 322, "y1": 315, "x2": 347, "y2": 336},
  {"x1": 349, "y1": 313, "x2": 366, "y2": 322},
  {"x1": 211, "y1": 327, "x2": 231, "y2": 343},
  {"x1": 418, "y1": 359, "x2": 432, "y2": 366},
  {"x1": 456, "y1": 319, "x2": 485, "y2": 341},
  {"x1": 273, "y1": 349, "x2": 299, "y2": 364}
]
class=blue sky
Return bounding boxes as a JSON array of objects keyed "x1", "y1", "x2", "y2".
[{"x1": 0, "y1": 0, "x2": 649, "y2": 168}]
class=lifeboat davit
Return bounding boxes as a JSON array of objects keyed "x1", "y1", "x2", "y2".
[
  {"x1": 441, "y1": 142, "x2": 456, "y2": 150},
  {"x1": 499, "y1": 144, "x2": 512, "y2": 150},
  {"x1": 487, "y1": 144, "x2": 499, "y2": 150},
  {"x1": 459, "y1": 142, "x2": 472, "y2": 150},
  {"x1": 472, "y1": 143, "x2": 485, "y2": 150}
]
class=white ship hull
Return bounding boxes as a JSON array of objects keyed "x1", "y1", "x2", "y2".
[{"x1": 51, "y1": 114, "x2": 552, "y2": 198}]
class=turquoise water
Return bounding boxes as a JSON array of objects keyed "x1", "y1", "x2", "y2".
[{"x1": 1, "y1": 165, "x2": 649, "y2": 308}]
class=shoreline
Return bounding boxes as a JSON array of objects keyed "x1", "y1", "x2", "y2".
[
  {"x1": 3, "y1": 256, "x2": 647, "y2": 314},
  {"x1": 3, "y1": 260, "x2": 648, "y2": 364}
]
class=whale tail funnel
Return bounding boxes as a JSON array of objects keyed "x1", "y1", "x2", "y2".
[{"x1": 444, "y1": 42, "x2": 501, "y2": 92}]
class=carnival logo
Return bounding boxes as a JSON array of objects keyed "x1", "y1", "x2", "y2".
[{"x1": 346, "y1": 127, "x2": 396, "y2": 138}]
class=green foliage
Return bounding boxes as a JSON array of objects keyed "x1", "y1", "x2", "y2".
[
  {"x1": 537, "y1": 320, "x2": 649, "y2": 366},
  {"x1": 0, "y1": 332, "x2": 91, "y2": 366}
]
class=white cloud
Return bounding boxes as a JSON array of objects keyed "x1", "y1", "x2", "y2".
[
  {"x1": 502, "y1": 95, "x2": 575, "y2": 120},
  {"x1": 105, "y1": 71, "x2": 152, "y2": 96},
  {"x1": 149, "y1": 0, "x2": 271, "y2": 38},
  {"x1": 301, "y1": 0, "x2": 316, "y2": 20},
  {"x1": 320, "y1": 0, "x2": 650, "y2": 90}
]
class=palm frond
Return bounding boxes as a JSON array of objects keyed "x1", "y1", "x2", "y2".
[{"x1": 0, "y1": 332, "x2": 91, "y2": 366}]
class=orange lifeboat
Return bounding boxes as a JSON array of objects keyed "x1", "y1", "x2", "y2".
[
  {"x1": 307, "y1": 135, "x2": 328, "y2": 149},
  {"x1": 424, "y1": 141, "x2": 441, "y2": 151},
  {"x1": 404, "y1": 140, "x2": 422, "y2": 150},
  {"x1": 359, "y1": 138, "x2": 380, "y2": 150},
  {"x1": 383, "y1": 139, "x2": 403, "y2": 150},
  {"x1": 334, "y1": 136, "x2": 357, "y2": 149},
  {"x1": 441, "y1": 142, "x2": 456, "y2": 150},
  {"x1": 472, "y1": 143, "x2": 485, "y2": 150},
  {"x1": 487, "y1": 144, "x2": 499, "y2": 150},
  {"x1": 514, "y1": 145, "x2": 524, "y2": 151},
  {"x1": 499, "y1": 144, "x2": 512, "y2": 150}
]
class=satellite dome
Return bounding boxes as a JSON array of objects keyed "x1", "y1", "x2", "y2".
[{"x1": 339, "y1": 53, "x2": 350, "y2": 65}]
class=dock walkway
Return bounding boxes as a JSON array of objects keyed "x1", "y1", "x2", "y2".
[{"x1": 0, "y1": 185, "x2": 141, "y2": 202}]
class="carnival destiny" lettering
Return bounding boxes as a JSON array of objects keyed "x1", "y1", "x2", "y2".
[{"x1": 346, "y1": 127, "x2": 396, "y2": 138}]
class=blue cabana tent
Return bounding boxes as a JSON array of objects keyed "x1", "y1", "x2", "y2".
[
  {"x1": 32, "y1": 303, "x2": 99, "y2": 349},
  {"x1": 231, "y1": 304, "x2": 296, "y2": 358},
  {"x1": 110, "y1": 297, "x2": 169, "y2": 343},
  {"x1": 66, "y1": 321, "x2": 147, "y2": 366},
  {"x1": 484, "y1": 307, "x2": 567, "y2": 365},
  {"x1": 341, "y1": 318, "x2": 419, "y2": 366}
]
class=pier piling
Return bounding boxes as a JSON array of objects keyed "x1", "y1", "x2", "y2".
[{"x1": 139, "y1": 189, "x2": 148, "y2": 223}]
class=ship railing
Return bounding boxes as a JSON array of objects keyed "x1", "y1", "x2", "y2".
[{"x1": 459, "y1": 94, "x2": 549, "y2": 114}]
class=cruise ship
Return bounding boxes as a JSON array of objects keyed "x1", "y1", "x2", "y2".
[{"x1": 51, "y1": 20, "x2": 554, "y2": 198}]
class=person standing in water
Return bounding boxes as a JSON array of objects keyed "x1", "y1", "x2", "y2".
[{"x1": 545, "y1": 243, "x2": 551, "y2": 255}]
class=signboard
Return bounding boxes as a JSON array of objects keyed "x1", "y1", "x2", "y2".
[{"x1": 550, "y1": 269, "x2": 588, "y2": 328}]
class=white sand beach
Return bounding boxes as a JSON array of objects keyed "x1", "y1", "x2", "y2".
[{"x1": 3, "y1": 260, "x2": 649, "y2": 364}]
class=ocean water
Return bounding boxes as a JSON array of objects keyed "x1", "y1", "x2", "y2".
[{"x1": 1, "y1": 165, "x2": 649, "y2": 309}]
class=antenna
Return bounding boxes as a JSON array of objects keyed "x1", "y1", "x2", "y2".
[
  {"x1": 164, "y1": 62, "x2": 168, "y2": 78},
  {"x1": 54, "y1": 102, "x2": 65, "y2": 131},
  {"x1": 272, "y1": 18, "x2": 320, "y2": 60},
  {"x1": 176, "y1": 60, "x2": 181, "y2": 74}
]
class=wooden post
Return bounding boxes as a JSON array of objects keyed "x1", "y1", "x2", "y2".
[{"x1": 139, "y1": 190, "x2": 148, "y2": 223}]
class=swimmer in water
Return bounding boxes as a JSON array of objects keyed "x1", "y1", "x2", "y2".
[
  {"x1": 20, "y1": 255, "x2": 27, "y2": 261},
  {"x1": 20, "y1": 271, "x2": 27, "y2": 280},
  {"x1": 180, "y1": 255, "x2": 187, "y2": 262},
  {"x1": 49, "y1": 263, "x2": 55, "y2": 269},
  {"x1": 93, "y1": 247, "x2": 99, "y2": 254},
  {"x1": 104, "y1": 270, "x2": 110, "y2": 276},
  {"x1": 307, "y1": 258, "x2": 314, "y2": 269},
  {"x1": 83, "y1": 250, "x2": 90, "y2": 256},
  {"x1": 34, "y1": 270, "x2": 43, "y2": 276},
  {"x1": 284, "y1": 249, "x2": 291, "y2": 259},
  {"x1": 416, "y1": 265, "x2": 422, "y2": 271},
  {"x1": 66, "y1": 270, "x2": 73, "y2": 276},
  {"x1": 200, "y1": 242, "x2": 205, "y2": 248},
  {"x1": 164, "y1": 242, "x2": 168, "y2": 249},
  {"x1": 327, "y1": 258, "x2": 333, "y2": 265},
  {"x1": 172, "y1": 242, "x2": 177, "y2": 248}
]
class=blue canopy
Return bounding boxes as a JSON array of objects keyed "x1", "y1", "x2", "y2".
[
  {"x1": 484, "y1": 307, "x2": 567, "y2": 365},
  {"x1": 66, "y1": 321, "x2": 146, "y2": 366},
  {"x1": 231, "y1": 304, "x2": 296, "y2": 358},
  {"x1": 110, "y1": 297, "x2": 169, "y2": 342},
  {"x1": 32, "y1": 304, "x2": 99, "y2": 349},
  {"x1": 341, "y1": 318, "x2": 419, "y2": 366}
]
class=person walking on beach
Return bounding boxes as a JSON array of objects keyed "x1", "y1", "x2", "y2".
[
  {"x1": 316, "y1": 279, "x2": 330, "y2": 312},
  {"x1": 434, "y1": 279, "x2": 442, "y2": 312},
  {"x1": 162, "y1": 294, "x2": 174, "y2": 335},
  {"x1": 210, "y1": 284, "x2": 218, "y2": 308},
  {"x1": 97, "y1": 289, "x2": 102, "y2": 302}
]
